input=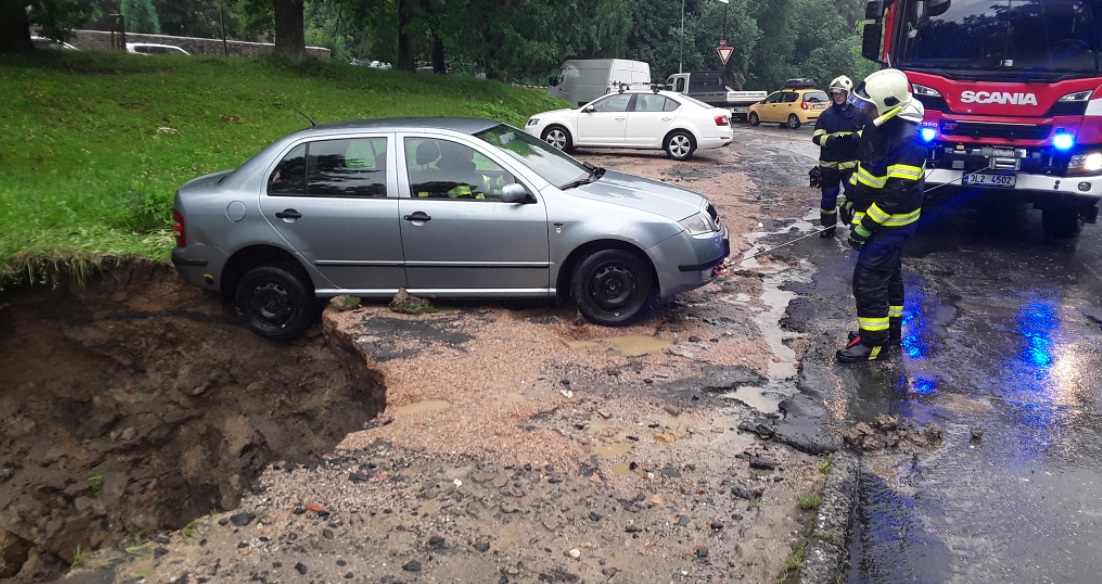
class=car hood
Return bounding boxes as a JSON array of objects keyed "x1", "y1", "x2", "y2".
[
  {"x1": 535, "y1": 108, "x2": 575, "y2": 118},
  {"x1": 568, "y1": 169, "x2": 708, "y2": 220}
]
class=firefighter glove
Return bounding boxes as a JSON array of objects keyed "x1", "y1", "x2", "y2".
[
  {"x1": 839, "y1": 200, "x2": 854, "y2": 225},
  {"x1": 848, "y1": 224, "x2": 872, "y2": 251},
  {"x1": 808, "y1": 166, "x2": 822, "y2": 188}
]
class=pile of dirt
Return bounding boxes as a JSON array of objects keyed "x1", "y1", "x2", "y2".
[
  {"x1": 842, "y1": 415, "x2": 944, "y2": 452},
  {"x1": 0, "y1": 260, "x2": 386, "y2": 582}
]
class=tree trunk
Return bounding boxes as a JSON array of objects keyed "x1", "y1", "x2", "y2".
[
  {"x1": 0, "y1": 0, "x2": 33, "y2": 54},
  {"x1": 397, "y1": 0, "x2": 417, "y2": 72},
  {"x1": 431, "y1": 34, "x2": 445, "y2": 74},
  {"x1": 273, "y1": 0, "x2": 305, "y2": 60}
]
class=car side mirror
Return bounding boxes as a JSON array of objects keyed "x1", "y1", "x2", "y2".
[
  {"x1": 583, "y1": 105, "x2": 596, "y2": 113},
  {"x1": 549, "y1": 76, "x2": 559, "y2": 87},
  {"x1": 501, "y1": 183, "x2": 535, "y2": 204}
]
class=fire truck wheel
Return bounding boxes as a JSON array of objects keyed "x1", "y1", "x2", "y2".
[{"x1": 1041, "y1": 206, "x2": 1084, "y2": 239}]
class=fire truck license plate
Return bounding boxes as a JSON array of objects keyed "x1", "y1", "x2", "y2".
[{"x1": 963, "y1": 172, "x2": 1016, "y2": 188}]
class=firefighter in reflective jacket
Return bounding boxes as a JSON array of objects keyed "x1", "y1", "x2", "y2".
[
  {"x1": 811, "y1": 75, "x2": 866, "y2": 238},
  {"x1": 837, "y1": 68, "x2": 926, "y2": 363}
]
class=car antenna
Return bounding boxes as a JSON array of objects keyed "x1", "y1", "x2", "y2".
[{"x1": 294, "y1": 107, "x2": 318, "y2": 127}]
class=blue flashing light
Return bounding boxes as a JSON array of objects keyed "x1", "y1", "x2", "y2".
[
  {"x1": 1053, "y1": 132, "x2": 1075, "y2": 151},
  {"x1": 919, "y1": 127, "x2": 938, "y2": 142}
]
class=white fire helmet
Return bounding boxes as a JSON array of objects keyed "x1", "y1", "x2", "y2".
[
  {"x1": 828, "y1": 75, "x2": 853, "y2": 96},
  {"x1": 852, "y1": 68, "x2": 913, "y2": 118}
]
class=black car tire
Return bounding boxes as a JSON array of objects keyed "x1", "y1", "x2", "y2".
[
  {"x1": 748, "y1": 112, "x2": 760, "y2": 126},
  {"x1": 787, "y1": 114, "x2": 801, "y2": 129},
  {"x1": 542, "y1": 125, "x2": 573, "y2": 152},
  {"x1": 571, "y1": 248, "x2": 654, "y2": 326},
  {"x1": 235, "y1": 264, "x2": 316, "y2": 342},
  {"x1": 1041, "y1": 205, "x2": 1084, "y2": 239},
  {"x1": 664, "y1": 131, "x2": 696, "y2": 161}
]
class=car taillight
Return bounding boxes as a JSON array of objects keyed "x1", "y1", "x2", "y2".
[
  {"x1": 714, "y1": 115, "x2": 730, "y2": 126},
  {"x1": 801, "y1": 102, "x2": 809, "y2": 110},
  {"x1": 172, "y1": 209, "x2": 186, "y2": 247}
]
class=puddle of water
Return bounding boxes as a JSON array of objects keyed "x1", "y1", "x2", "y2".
[
  {"x1": 607, "y1": 336, "x2": 674, "y2": 357},
  {"x1": 610, "y1": 461, "x2": 634, "y2": 475},
  {"x1": 393, "y1": 399, "x2": 451, "y2": 415},
  {"x1": 721, "y1": 386, "x2": 785, "y2": 414},
  {"x1": 594, "y1": 443, "x2": 634, "y2": 457},
  {"x1": 565, "y1": 336, "x2": 674, "y2": 357}
]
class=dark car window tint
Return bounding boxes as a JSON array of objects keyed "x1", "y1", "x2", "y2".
[
  {"x1": 781, "y1": 92, "x2": 798, "y2": 103},
  {"x1": 306, "y1": 138, "x2": 388, "y2": 197},
  {"x1": 802, "y1": 91, "x2": 829, "y2": 103},
  {"x1": 764, "y1": 92, "x2": 783, "y2": 104},
  {"x1": 268, "y1": 144, "x2": 307, "y2": 195},
  {"x1": 591, "y1": 94, "x2": 632, "y2": 113},
  {"x1": 405, "y1": 137, "x2": 515, "y2": 201}
]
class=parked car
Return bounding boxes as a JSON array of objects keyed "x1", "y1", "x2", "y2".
[
  {"x1": 171, "y1": 117, "x2": 729, "y2": 341},
  {"x1": 351, "y1": 57, "x2": 391, "y2": 69},
  {"x1": 747, "y1": 87, "x2": 830, "y2": 129},
  {"x1": 524, "y1": 88, "x2": 734, "y2": 161},
  {"x1": 126, "y1": 42, "x2": 189, "y2": 56},
  {"x1": 31, "y1": 36, "x2": 78, "y2": 50}
]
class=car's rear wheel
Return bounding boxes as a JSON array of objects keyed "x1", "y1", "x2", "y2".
[
  {"x1": 571, "y1": 248, "x2": 654, "y2": 326},
  {"x1": 542, "y1": 125, "x2": 573, "y2": 152},
  {"x1": 787, "y1": 114, "x2": 801, "y2": 129},
  {"x1": 235, "y1": 263, "x2": 316, "y2": 342},
  {"x1": 748, "y1": 112, "x2": 760, "y2": 127},
  {"x1": 664, "y1": 131, "x2": 696, "y2": 161}
]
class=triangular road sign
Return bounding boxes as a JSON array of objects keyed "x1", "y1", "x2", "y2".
[{"x1": 718, "y1": 45, "x2": 734, "y2": 65}]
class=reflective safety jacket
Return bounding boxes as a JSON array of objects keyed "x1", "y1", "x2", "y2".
[
  {"x1": 847, "y1": 116, "x2": 926, "y2": 231},
  {"x1": 812, "y1": 102, "x2": 866, "y2": 170}
]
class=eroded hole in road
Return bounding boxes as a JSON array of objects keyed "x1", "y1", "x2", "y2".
[{"x1": 0, "y1": 260, "x2": 386, "y2": 583}]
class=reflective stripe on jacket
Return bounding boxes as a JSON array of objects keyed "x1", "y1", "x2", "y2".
[{"x1": 847, "y1": 116, "x2": 926, "y2": 231}]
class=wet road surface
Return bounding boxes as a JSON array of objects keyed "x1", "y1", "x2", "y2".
[{"x1": 731, "y1": 124, "x2": 1102, "y2": 583}]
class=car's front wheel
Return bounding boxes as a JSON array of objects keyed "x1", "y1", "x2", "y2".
[
  {"x1": 664, "y1": 131, "x2": 696, "y2": 161},
  {"x1": 748, "y1": 112, "x2": 760, "y2": 126},
  {"x1": 541, "y1": 125, "x2": 573, "y2": 152},
  {"x1": 571, "y1": 248, "x2": 654, "y2": 326},
  {"x1": 235, "y1": 263, "x2": 316, "y2": 342},
  {"x1": 787, "y1": 114, "x2": 801, "y2": 129}
]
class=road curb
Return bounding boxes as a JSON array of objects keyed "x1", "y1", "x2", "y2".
[{"x1": 798, "y1": 450, "x2": 858, "y2": 584}]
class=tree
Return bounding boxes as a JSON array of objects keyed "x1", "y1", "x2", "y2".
[
  {"x1": 0, "y1": 0, "x2": 90, "y2": 53},
  {"x1": 274, "y1": 0, "x2": 305, "y2": 58},
  {"x1": 122, "y1": 0, "x2": 161, "y2": 34}
]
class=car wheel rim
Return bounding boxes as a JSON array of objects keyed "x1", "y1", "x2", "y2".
[
  {"x1": 670, "y1": 136, "x2": 690, "y2": 157},
  {"x1": 547, "y1": 130, "x2": 567, "y2": 150},
  {"x1": 590, "y1": 264, "x2": 636, "y2": 311},
  {"x1": 250, "y1": 281, "x2": 293, "y2": 325}
]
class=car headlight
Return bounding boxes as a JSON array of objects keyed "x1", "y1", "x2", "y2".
[
  {"x1": 679, "y1": 211, "x2": 717, "y2": 234},
  {"x1": 526, "y1": 118, "x2": 539, "y2": 127},
  {"x1": 1068, "y1": 151, "x2": 1102, "y2": 174}
]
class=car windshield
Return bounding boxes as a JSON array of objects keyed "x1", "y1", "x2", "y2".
[
  {"x1": 896, "y1": 0, "x2": 1102, "y2": 76},
  {"x1": 475, "y1": 124, "x2": 591, "y2": 188}
]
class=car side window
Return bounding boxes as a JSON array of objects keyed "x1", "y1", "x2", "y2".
[
  {"x1": 781, "y1": 92, "x2": 798, "y2": 103},
  {"x1": 663, "y1": 97, "x2": 680, "y2": 112},
  {"x1": 305, "y1": 138, "x2": 388, "y2": 197},
  {"x1": 404, "y1": 137, "x2": 515, "y2": 201},
  {"x1": 634, "y1": 94, "x2": 669, "y2": 113},
  {"x1": 269, "y1": 144, "x2": 307, "y2": 195},
  {"x1": 764, "y1": 92, "x2": 783, "y2": 104},
  {"x1": 591, "y1": 94, "x2": 632, "y2": 113}
]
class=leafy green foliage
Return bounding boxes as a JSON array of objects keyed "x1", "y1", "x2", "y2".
[
  {"x1": 122, "y1": 0, "x2": 161, "y2": 34},
  {"x1": 0, "y1": 52, "x2": 565, "y2": 287}
]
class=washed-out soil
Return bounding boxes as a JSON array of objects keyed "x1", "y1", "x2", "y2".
[
  {"x1": 0, "y1": 260, "x2": 386, "y2": 582},
  {"x1": 3, "y1": 138, "x2": 838, "y2": 584}
]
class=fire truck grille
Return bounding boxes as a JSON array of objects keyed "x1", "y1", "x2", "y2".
[{"x1": 939, "y1": 121, "x2": 1051, "y2": 141}]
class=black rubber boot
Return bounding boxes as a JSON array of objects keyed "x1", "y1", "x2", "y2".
[
  {"x1": 836, "y1": 334, "x2": 892, "y2": 363},
  {"x1": 819, "y1": 226, "x2": 836, "y2": 238},
  {"x1": 849, "y1": 331, "x2": 901, "y2": 347}
]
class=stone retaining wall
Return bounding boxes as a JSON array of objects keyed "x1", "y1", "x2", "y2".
[{"x1": 62, "y1": 29, "x2": 330, "y2": 61}]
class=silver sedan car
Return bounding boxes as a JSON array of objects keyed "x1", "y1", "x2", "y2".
[{"x1": 171, "y1": 118, "x2": 729, "y2": 341}]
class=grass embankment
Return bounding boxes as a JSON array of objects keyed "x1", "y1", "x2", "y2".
[{"x1": 0, "y1": 52, "x2": 565, "y2": 287}]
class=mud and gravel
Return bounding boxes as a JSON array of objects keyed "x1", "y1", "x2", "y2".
[{"x1": 2, "y1": 135, "x2": 840, "y2": 584}]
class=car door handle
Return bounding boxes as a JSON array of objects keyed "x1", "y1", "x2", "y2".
[
  {"x1": 661, "y1": 117, "x2": 673, "y2": 121},
  {"x1": 275, "y1": 209, "x2": 302, "y2": 220},
  {"x1": 403, "y1": 211, "x2": 432, "y2": 222},
  {"x1": 615, "y1": 116, "x2": 626, "y2": 121}
]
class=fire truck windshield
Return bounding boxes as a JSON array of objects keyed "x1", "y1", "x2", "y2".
[{"x1": 895, "y1": 0, "x2": 1101, "y2": 76}]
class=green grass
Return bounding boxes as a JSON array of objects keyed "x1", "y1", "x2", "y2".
[
  {"x1": 817, "y1": 452, "x2": 833, "y2": 474},
  {"x1": 0, "y1": 51, "x2": 566, "y2": 288},
  {"x1": 87, "y1": 472, "x2": 105, "y2": 495},
  {"x1": 797, "y1": 492, "x2": 822, "y2": 510}
]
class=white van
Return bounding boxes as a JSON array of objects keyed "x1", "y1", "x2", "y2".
[{"x1": 546, "y1": 59, "x2": 651, "y2": 106}]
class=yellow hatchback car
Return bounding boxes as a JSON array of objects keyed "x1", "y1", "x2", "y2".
[{"x1": 747, "y1": 88, "x2": 830, "y2": 129}]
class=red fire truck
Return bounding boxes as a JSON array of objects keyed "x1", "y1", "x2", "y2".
[{"x1": 861, "y1": 0, "x2": 1102, "y2": 237}]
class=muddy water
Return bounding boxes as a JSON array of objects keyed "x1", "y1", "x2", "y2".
[{"x1": 0, "y1": 261, "x2": 386, "y2": 583}]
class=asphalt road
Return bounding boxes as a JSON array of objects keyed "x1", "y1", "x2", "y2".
[{"x1": 732, "y1": 123, "x2": 1102, "y2": 584}]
